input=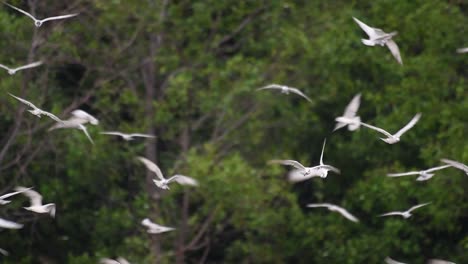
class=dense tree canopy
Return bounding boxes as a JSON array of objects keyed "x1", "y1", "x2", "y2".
[{"x1": 0, "y1": 0, "x2": 466, "y2": 263}]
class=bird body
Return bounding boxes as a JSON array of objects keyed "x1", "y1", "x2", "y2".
[
  {"x1": 307, "y1": 203, "x2": 359, "y2": 222},
  {"x1": 141, "y1": 218, "x2": 175, "y2": 234},
  {"x1": 334, "y1": 93, "x2": 362, "y2": 131},
  {"x1": 456, "y1": 47, "x2": 468, "y2": 53},
  {"x1": 360, "y1": 113, "x2": 421, "y2": 144}
]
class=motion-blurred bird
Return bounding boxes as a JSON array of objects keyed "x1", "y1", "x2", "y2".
[
  {"x1": 269, "y1": 139, "x2": 340, "y2": 178},
  {"x1": 0, "y1": 61, "x2": 43, "y2": 75},
  {"x1": 14, "y1": 187, "x2": 56, "y2": 217},
  {"x1": 0, "y1": 248, "x2": 8, "y2": 256},
  {"x1": 387, "y1": 165, "x2": 451, "y2": 181},
  {"x1": 360, "y1": 113, "x2": 421, "y2": 144},
  {"x1": 352, "y1": 17, "x2": 402, "y2": 65},
  {"x1": 0, "y1": 187, "x2": 33, "y2": 205},
  {"x1": 141, "y1": 218, "x2": 175, "y2": 234},
  {"x1": 137, "y1": 157, "x2": 198, "y2": 190},
  {"x1": 0, "y1": 217, "x2": 23, "y2": 229},
  {"x1": 385, "y1": 257, "x2": 407, "y2": 264},
  {"x1": 48, "y1": 109, "x2": 98, "y2": 144},
  {"x1": 4, "y1": 2, "x2": 78, "y2": 27},
  {"x1": 427, "y1": 259, "x2": 456, "y2": 264},
  {"x1": 307, "y1": 203, "x2": 359, "y2": 222},
  {"x1": 379, "y1": 202, "x2": 430, "y2": 219},
  {"x1": 441, "y1": 159, "x2": 468, "y2": 175},
  {"x1": 100, "y1": 257, "x2": 131, "y2": 264},
  {"x1": 257, "y1": 84, "x2": 313, "y2": 103},
  {"x1": 333, "y1": 93, "x2": 362, "y2": 131},
  {"x1": 456, "y1": 47, "x2": 468, "y2": 53},
  {"x1": 100, "y1": 131, "x2": 155, "y2": 141},
  {"x1": 9, "y1": 93, "x2": 62, "y2": 123}
]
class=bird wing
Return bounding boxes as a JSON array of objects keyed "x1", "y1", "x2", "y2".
[
  {"x1": 3, "y1": 2, "x2": 37, "y2": 21},
  {"x1": 41, "y1": 13, "x2": 79, "y2": 23},
  {"x1": 425, "y1": 165, "x2": 451, "y2": 173},
  {"x1": 343, "y1": 93, "x2": 361, "y2": 118},
  {"x1": 319, "y1": 139, "x2": 327, "y2": 165},
  {"x1": 0, "y1": 217, "x2": 23, "y2": 229},
  {"x1": 456, "y1": 47, "x2": 468, "y2": 53},
  {"x1": 385, "y1": 39, "x2": 403, "y2": 65},
  {"x1": 8, "y1": 93, "x2": 39, "y2": 110},
  {"x1": 100, "y1": 131, "x2": 126, "y2": 137},
  {"x1": 394, "y1": 113, "x2": 422, "y2": 138},
  {"x1": 137, "y1": 157, "x2": 165, "y2": 180},
  {"x1": 427, "y1": 259, "x2": 456, "y2": 264},
  {"x1": 78, "y1": 124, "x2": 94, "y2": 145},
  {"x1": 408, "y1": 202, "x2": 431, "y2": 212},
  {"x1": 168, "y1": 175, "x2": 199, "y2": 186},
  {"x1": 13, "y1": 61, "x2": 43, "y2": 72},
  {"x1": 256, "y1": 84, "x2": 283, "y2": 91},
  {"x1": 289, "y1": 88, "x2": 313, "y2": 103},
  {"x1": 359, "y1": 122, "x2": 393, "y2": 138},
  {"x1": 441, "y1": 158, "x2": 468, "y2": 172},
  {"x1": 14, "y1": 186, "x2": 42, "y2": 206},
  {"x1": 130, "y1": 133, "x2": 156, "y2": 138},
  {"x1": 385, "y1": 257, "x2": 407, "y2": 264},
  {"x1": 306, "y1": 203, "x2": 332, "y2": 208},
  {"x1": 0, "y1": 187, "x2": 33, "y2": 200},
  {"x1": 319, "y1": 165, "x2": 341, "y2": 174},
  {"x1": 116, "y1": 257, "x2": 131, "y2": 264},
  {"x1": 268, "y1": 159, "x2": 307, "y2": 171},
  {"x1": 100, "y1": 258, "x2": 120, "y2": 264},
  {"x1": 379, "y1": 211, "x2": 403, "y2": 217},
  {"x1": 42, "y1": 111, "x2": 63, "y2": 123},
  {"x1": 334, "y1": 206, "x2": 359, "y2": 222},
  {"x1": 0, "y1": 63, "x2": 12, "y2": 71},
  {"x1": 387, "y1": 171, "x2": 420, "y2": 177},
  {"x1": 352, "y1": 17, "x2": 378, "y2": 38},
  {"x1": 287, "y1": 169, "x2": 317, "y2": 182}
]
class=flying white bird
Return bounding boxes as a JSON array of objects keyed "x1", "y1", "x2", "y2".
[
  {"x1": 100, "y1": 257, "x2": 131, "y2": 264},
  {"x1": 385, "y1": 257, "x2": 407, "y2": 264},
  {"x1": 333, "y1": 93, "x2": 362, "y2": 131},
  {"x1": 359, "y1": 113, "x2": 421, "y2": 144},
  {"x1": 100, "y1": 131, "x2": 156, "y2": 141},
  {"x1": 0, "y1": 217, "x2": 23, "y2": 229},
  {"x1": 427, "y1": 259, "x2": 456, "y2": 264},
  {"x1": 352, "y1": 17, "x2": 402, "y2": 65},
  {"x1": 441, "y1": 158, "x2": 468, "y2": 175},
  {"x1": 307, "y1": 203, "x2": 359, "y2": 222},
  {"x1": 141, "y1": 218, "x2": 175, "y2": 234},
  {"x1": 0, "y1": 61, "x2": 43, "y2": 75},
  {"x1": 14, "y1": 187, "x2": 56, "y2": 217},
  {"x1": 48, "y1": 109, "x2": 98, "y2": 144},
  {"x1": 387, "y1": 165, "x2": 451, "y2": 181},
  {"x1": 0, "y1": 248, "x2": 8, "y2": 256},
  {"x1": 9, "y1": 93, "x2": 63, "y2": 123},
  {"x1": 379, "y1": 202, "x2": 430, "y2": 219},
  {"x1": 137, "y1": 157, "x2": 198, "y2": 190},
  {"x1": 257, "y1": 84, "x2": 313, "y2": 103},
  {"x1": 456, "y1": 47, "x2": 468, "y2": 53},
  {"x1": 4, "y1": 2, "x2": 78, "y2": 27},
  {"x1": 0, "y1": 187, "x2": 33, "y2": 205},
  {"x1": 269, "y1": 139, "x2": 340, "y2": 178}
]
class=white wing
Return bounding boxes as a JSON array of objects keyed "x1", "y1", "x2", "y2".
[
  {"x1": 3, "y1": 2, "x2": 37, "y2": 21},
  {"x1": 385, "y1": 40, "x2": 403, "y2": 65},
  {"x1": 288, "y1": 169, "x2": 317, "y2": 182},
  {"x1": 306, "y1": 203, "x2": 333, "y2": 209},
  {"x1": 289, "y1": 88, "x2": 313, "y2": 103},
  {"x1": 441, "y1": 158, "x2": 468, "y2": 172},
  {"x1": 319, "y1": 139, "x2": 327, "y2": 165},
  {"x1": 0, "y1": 248, "x2": 8, "y2": 256},
  {"x1": 256, "y1": 84, "x2": 284, "y2": 91},
  {"x1": 408, "y1": 202, "x2": 431, "y2": 213},
  {"x1": 0, "y1": 217, "x2": 23, "y2": 229},
  {"x1": 71, "y1": 109, "x2": 99, "y2": 125},
  {"x1": 129, "y1": 133, "x2": 156, "y2": 138},
  {"x1": 100, "y1": 258, "x2": 120, "y2": 264},
  {"x1": 427, "y1": 259, "x2": 456, "y2": 264},
  {"x1": 41, "y1": 111, "x2": 64, "y2": 123},
  {"x1": 425, "y1": 165, "x2": 451, "y2": 173},
  {"x1": 0, "y1": 187, "x2": 33, "y2": 200},
  {"x1": 0, "y1": 64, "x2": 12, "y2": 72},
  {"x1": 379, "y1": 211, "x2": 404, "y2": 217},
  {"x1": 13, "y1": 61, "x2": 43, "y2": 72},
  {"x1": 41, "y1": 13, "x2": 79, "y2": 23},
  {"x1": 333, "y1": 206, "x2": 359, "y2": 222},
  {"x1": 394, "y1": 113, "x2": 422, "y2": 138},
  {"x1": 343, "y1": 93, "x2": 361, "y2": 118},
  {"x1": 14, "y1": 186, "x2": 42, "y2": 206},
  {"x1": 318, "y1": 164, "x2": 341, "y2": 174},
  {"x1": 78, "y1": 124, "x2": 94, "y2": 145},
  {"x1": 359, "y1": 122, "x2": 393, "y2": 138},
  {"x1": 268, "y1": 159, "x2": 307, "y2": 171},
  {"x1": 456, "y1": 47, "x2": 468, "y2": 53},
  {"x1": 387, "y1": 171, "x2": 420, "y2": 177},
  {"x1": 100, "y1": 131, "x2": 126, "y2": 137},
  {"x1": 116, "y1": 257, "x2": 131, "y2": 264},
  {"x1": 9, "y1": 93, "x2": 39, "y2": 110},
  {"x1": 385, "y1": 257, "x2": 407, "y2": 264},
  {"x1": 137, "y1": 157, "x2": 165, "y2": 180},
  {"x1": 352, "y1": 17, "x2": 378, "y2": 38},
  {"x1": 167, "y1": 175, "x2": 199, "y2": 186}
]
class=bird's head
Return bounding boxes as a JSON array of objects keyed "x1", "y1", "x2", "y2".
[{"x1": 417, "y1": 173, "x2": 434, "y2": 181}]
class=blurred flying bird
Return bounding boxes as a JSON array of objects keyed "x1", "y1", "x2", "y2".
[
  {"x1": 269, "y1": 139, "x2": 340, "y2": 178},
  {"x1": 385, "y1": 257, "x2": 407, "y2": 264},
  {"x1": 257, "y1": 84, "x2": 313, "y2": 103},
  {"x1": 359, "y1": 113, "x2": 422, "y2": 144},
  {"x1": 387, "y1": 165, "x2": 451, "y2": 181},
  {"x1": 379, "y1": 202, "x2": 430, "y2": 218},
  {"x1": 48, "y1": 109, "x2": 98, "y2": 144},
  {"x1": 9, "y1": 93, "x2": 63, "y2": 123},
  {"x1": 456, "y1": 47, "x2": 468, "y2": 53},
  {"x1": 333, "y1": 93, "x2": 362, "y2": 131},
  {"x1": 0, "y1": 187, "x2": 33, "y2": 205},
  {"x1": 441, "y1": 158, "x2": 468, "y2": 175},
  {"x1": 0, "y1": 61, "x2": 42, "y2": 75},
  {"x1": 100, "y1": 257, "x2": 131, "y2": 264},
  {"x1": 427, "y1": 259, "x2": 456, "y2": 264},
  {"x1": 14, "y1": 187, "x2": 56, "y2": 217},
  {"x1": 352, "y1": 17, "x2": 402, "y2": 65},
  {"x1": 307, "y1": 203, "x2": 359, "y2": 222},
  {"x1": 141, "y1": 218, "x2": 175, "y2": 234},
  {"x1": 137, "y1": 157, "x2": 198, "y2": 190},
  {"x1": 0, "y1": 248, "x2": 8, "y2": 256},
  {"x1": 4, "y1": 2, "x2": 78, "y2": 27},
  {"x1": 100, "y1": 131, "x2": 156, "y2": 141},
  {"x1": 0, "y1": 217, "x2": 23, "y2": 229}
]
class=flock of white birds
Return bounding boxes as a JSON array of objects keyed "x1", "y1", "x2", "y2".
[{"x1": 0, "y1": 2, "x2": 465, "y2": 264}]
